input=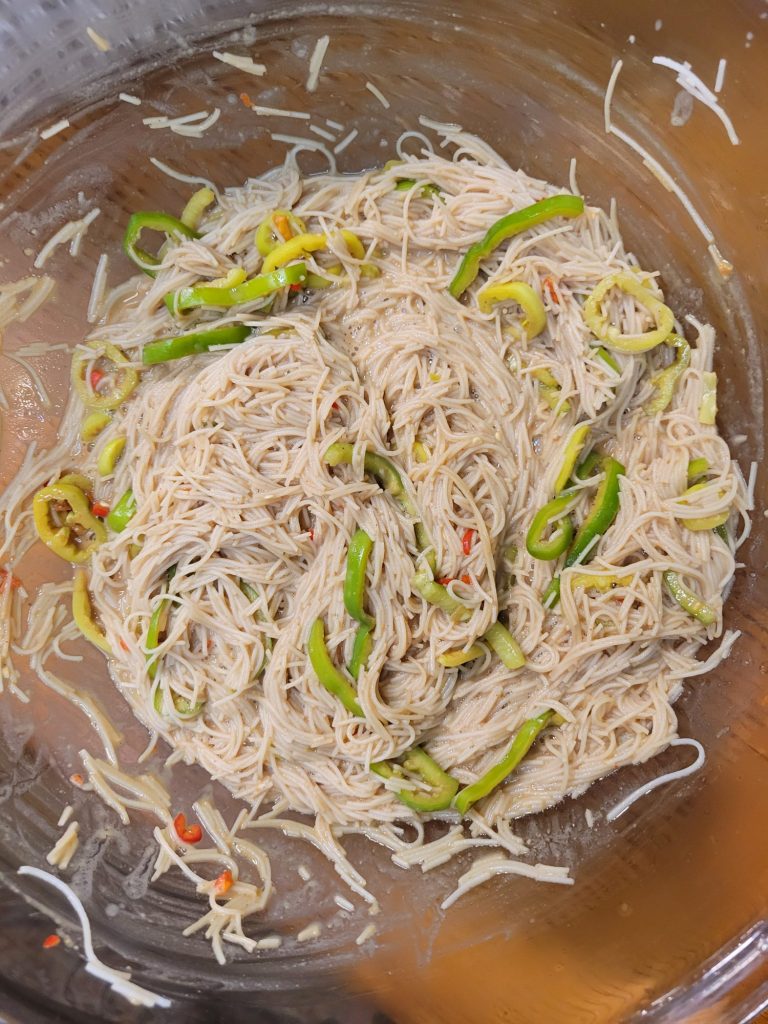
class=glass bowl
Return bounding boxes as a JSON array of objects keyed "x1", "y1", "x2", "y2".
[{"x1": 1, "y1": 1, "x2": 766, "y2": 1021}]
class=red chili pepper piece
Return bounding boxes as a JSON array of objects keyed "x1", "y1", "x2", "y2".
[
  {"x1": 174, "y1": 812, "x2": 203, "y2": 844},
  {"x1": 461, "y1": 528, "x2": 475, "y2": 556},
  {"x1": 42, "y1": 934, "x2": 61, "y2": 949},
  {"x1": 91, "y1": 501, "x2": 110, "y2": 518},
  {"x1": 239, "y1": 92, "x2": 253, "y2": 108},
  {"x1": 0, "y1": 569, "x2": 21, "y2": 591},
  {"x1": 543, "y1": 277, "x2": 559, "y2": 304},
  {"x1": 308, "y1": 529, "x2": 314, "y2": 541},
  {"x1": 90, "y1": 368, "x2": 105, "y2": 390},
  {"x1": 213, "y1": 868, "x2": 233, "y2": 895},
  {"x1": 289, "y1": 283, "x2": 303, "y2": 292},
  {"x1": 118, "y1": 637, "x2": 130, "y2": 652}
]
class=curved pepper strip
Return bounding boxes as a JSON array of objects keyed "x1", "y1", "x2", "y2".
[
  {"x1": 412, "y1": 571, "x2": 472, "y2": 622},
  {"x1": 482, "y1": 621, "x2": 526, "y2": 670},
  {"x1": 644, "y1": 334, "x2": 691, "y2": 414},
  {"x1": 453, "y1": 710, "x2": 555, "y2": 814},
  {"x1": 324, "y1": 443, "x2": 437, "y2": 574},
  {"x1": 262, "y1": 233, "x2": 328, "y2": 275},
  {"x1": 526, "y1": 493, "x2": 575, "y2": 560},
  {"x1": 371, "y1": 747, "x2": 459, "y2": 812},
  {"x1": 343, "y1": 529, "x2": 374, "y2": 628},
  {"x1": 687, "y1": 458, "x2": 709, "y2": 484},
  {"x1": 532, "y1": 367, "x2": 571, "y2": 414},
  {"x1": 583, "y1": 272, "x2": 674, "y2": 353},
  {"x1": 307, "y1": 618, "x2": 364, "y2": 717},
  {"x1": 543, "y1": 455, "x2": 625, "y2": 608},
  {"x1": 72, "y1": 341, "x2": 139, "y2": 412},
  {"x1": 168, "y1": 263, "x2": 308, "y2": 314},
  {"x1": 677, "y1": 482, "x2": 729, "y2": 531},
  {"x1": 663, "y1": 570, "x2": 716, "y2": 625},
  {"x1": 699, "y1": 372, "x2": 718, "y2": 424},
  {"x1": 143, "y1": 325, "x2": 251, "y2": 366},
  {"x1": 72, "y1": 570, "x2": 112, "y2": 654},
  {"x1": 153, "y1": 685, "x2": 205, "y2": 719},
  {"x1": 437, "y1": 643, "x2": 483, "y2": 667},
  {"x1": 33, "y1": 482, "x2": 106, "y2": 563},
  {"x1": 394, "y1": 179, "x2": 443, "y2": 201},
  {"x1": 255, "y1": 209, "x2": 308, "y2": 256},
  {"x1": 449, "y1": 195, "x2": 585, "y2": 299},
  {"x1": 123, "y1": 211, "x2": 199, "y2": 276},
  {"x1": 348, "y1": 622, "x2": 373, "y2": 680},
  {"x1": 97, "y1": 436, "x2": 126, "y2": 477},
  {"x1": 554, "y1": 425, "x2": 590, "y2": 495},
  {"x1": 106, "y1": 488, "x2": 136, "y2": 533},
  {"x1": 146, "y1": 565, "x2": 177, "y2": 681},
  {"x1": 568, "y1": 572, "x2": 634, "y2": 592},
  {"x1": 477, "y1": 281, "x2": 547, "y2": 338},
  {"x1": 180, "y1": 187, "x2": 215, "y2": 230}
]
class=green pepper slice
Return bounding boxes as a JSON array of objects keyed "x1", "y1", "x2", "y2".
[
  {"x1": 142, "y1": 325, "x2": 251, "y2": 366},
  {"x1": 371, "y1": 747, "x2": 459, "y2": 812},
  {"x1": 72, "y1": 570, "x2": 112, "y2": 653},
  {"x1": 123, "y1": 211, "x2": 199, "y2": 276},
  {"x1": 106, "y1": 488, "x2": 137, "y2": 533},
  {"x1": 146, "y1": 565, "x2": 177, "y2": 681},
  {"x1": 526, "y1": 493, "x2": 575, "y2": 560},
  {"x1": 663, "y1": 570, "x2": 716, "y2": 625},
  {"x1": 167, "y1": 262, "x2": 308, "y2": 314},
  {"x1": 482, "y1": 621, "x2": 525, "y2": 670},
  {"x1": 453, "y1": 710, "x2": 555, "y2": 814},
  {"x1": 343, "y1": 529, "x2": 374, "y2": 628},
  {"x1": 307, "y1": 618, "x2": 363, "y2": 717},
  {"x1": 412, "y1": 571, "x2": 472, "y2": 622},
  {"x1": 348, "y1": 622, "x2": 373, "y2": 680},
  {"x1": 644, "y1": 335, "x2": 691, "y2": 415},
  {"x1": 33, "y1": 481, "x2": 106, "y2": 563},
  {"x1": 449, "y1": 195, "x2": 585, "y2": 299}
]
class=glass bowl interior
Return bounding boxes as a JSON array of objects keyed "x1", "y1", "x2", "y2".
[{"x1": 0, "y1": 1, "x2": 766, "y2": 1021}]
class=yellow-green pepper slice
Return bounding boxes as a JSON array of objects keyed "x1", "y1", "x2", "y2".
[
  {"x1": 33, "y1": 482, "x2": 106, "y2": 563},
  {"x1": 72, "y1": 569, "x2": 112, "y2": 654}
]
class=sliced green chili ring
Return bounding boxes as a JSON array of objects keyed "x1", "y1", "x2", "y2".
[
  {"x1": 449, "y1": 195, "x2": 585, "y2": 299},
  {"x1": 412, "y1": 572, "x2": 472, "y2": 622},
  {"x1": 81, "y1": 411, "x2": 112, "y2": 442},
  {"x1": 371, "y1": 747, "x2": 459, "y2": 812},
  {"x1": 714, "y1": 523, "x2": 729, "y2": 543},
  {"x1": 526, "y1": 493, "x2": 575, "y2": 560},
  {"x1": 663, "y1": 570, "x2": 716, "y2": 625},
  {"x1": 348, "y1": 622, "x2": 373, "y2": 680},
  {"x1": 583, "y1": 272, "x2": 674, "y2": 353},
  {"x1": 394, "y1": 179, "x2": 444, "y2": 201},
  {"x1": 483, "y1": 621, "x2": 526, "y2": 670},
  {"x1": 142, "y1": 325, "x2": 251, "y2": 366},
  {"x1": 123, "y1": 211, "x2": 199, "y2": 276},
  {"x1": 344, "y1": 529, "x2": 374, "y2": 628},
  {"x1": 453, "y1": 710, "x2": 556, "y2": 814},
  {"x1": 678, "y1": 482, "x2": 730, "y2": 531},
  {"x1": 33, "y1": 482, "x2": 106, "y2": 563},
  {"x1": 146, "y1": 565, "x2": 177, "y2": 681},
  {"x1": 167, "y1": 262, "x2": 307, "y2": 313},
  {"x1": 307, "y1": 618, "x2": 363, "y2": 717},
  {"x1": 106, "y1": 488, "x2": 137, "y2": 533},
  {"x1": 437, "y1": 643, "x2": 484, "y2": 668},
  {"x1": 72, "y1": 341, "x2": 139, "y2": 412},
  {"x1": 645, "y1": 335, "x2": 691, "y2": 415}
]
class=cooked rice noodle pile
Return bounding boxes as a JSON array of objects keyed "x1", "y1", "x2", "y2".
[{"x1": 1, "y1": 125, "x2": 747, "y2": 918}]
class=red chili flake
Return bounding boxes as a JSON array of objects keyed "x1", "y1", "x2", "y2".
[
  {"x1": 461, "y1": 528, "x2": 475, "y2": 556},
  {"x1": 213, "y1": 868, "x2": 234, "y2": 895},
  {"x1": 239, "y1": 92, "x2": 253, "y2": 108},
  {"x1": 437, "y1": 577, "x2": 454, "y2": 586},
  {"x1": 331, "y1": 401, "x2": 339, "y2": 410},
  {"x1": 42, "y1": 934, "x2": 60, "y2": 950},
  {"x1": 308, "y1": 529, "x2": 314, "y2": 542},
  {"x1": 289, "y1": 283, "x2": 303, "y2": 292},
  {"x1": 543, "y1": 277, "x2": 559, "y2": 304},
  {"x1": 118, "y1": 638, "x2": 129, "y2": 652},
  {"x1": 91, "y1": 501, "x2": 110, "y2": 518},
  {"x1": 0, "y1": 569, "x2": 21, "y2": 591},
  {"x1": 89, "y1": 368, "x2": 105, "y2": 390},
  {"x1": 174, "y1": 812, "x2": 203, "y2": 845},
  {"x1": 70, "y1": 773, "x2": 84, "y2": 786}
]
